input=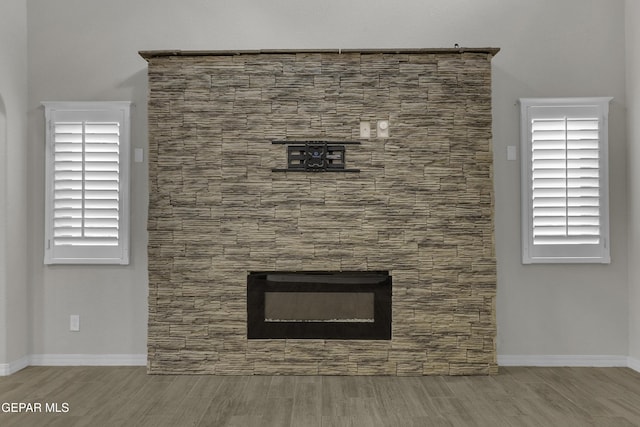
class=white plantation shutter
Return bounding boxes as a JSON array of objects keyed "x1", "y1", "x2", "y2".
[
  {"x1": 43, "y1": 102, "x2": 131, "y2": 264},
  {"x1": 531, "y1": 117, "x2": 601, "y2": 244},
  {"x1": 520, "y1": 98, "x2": 611, "y2": 264}
]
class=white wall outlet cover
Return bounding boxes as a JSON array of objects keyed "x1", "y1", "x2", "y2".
[
  {"x1": 377, "y1": 120, "x2": 390, "y2": 138},
  {"x1": 359, "y1": 122, "x2": 371, "y2": 138},
  {"x1": 70, "y1": 315, "x2": 80, "y2": 332}
]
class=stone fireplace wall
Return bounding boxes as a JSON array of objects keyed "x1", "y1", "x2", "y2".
[{"x1": 143, "y1": 49, "x2": 499, "y2": 375}]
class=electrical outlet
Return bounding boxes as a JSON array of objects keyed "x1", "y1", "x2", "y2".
[
  {"x1": 359, "y1": 121, "x2": 371, "y2": 138},
  {"x1": 70, "y1": 315, "x2": 80, "y2": 332}
]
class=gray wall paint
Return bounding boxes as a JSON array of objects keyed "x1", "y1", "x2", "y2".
[
  {"x1": 0, "y1": 90, "x2": 6, "y2": 364},
  {"x1": 0, "y1": 82, "x2": 6, "y2": 364},
  {"x1": 21, "y1": 0, "x2": 629, "y2": 358},
  {"x1": 626, "y1": 0, "x2": 640, "y2": 363},
  {"x1": 0, "y1": 0, "x2": 28, "y2": 365}
]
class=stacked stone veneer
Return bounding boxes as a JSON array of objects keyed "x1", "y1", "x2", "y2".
[{"x1": 143, "y1": 49, "x2": 499, "y2": 375}]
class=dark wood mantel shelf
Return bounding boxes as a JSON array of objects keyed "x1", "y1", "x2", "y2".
[{"x1": 139, "y1": 47, "x2": 500, "y2": 60}]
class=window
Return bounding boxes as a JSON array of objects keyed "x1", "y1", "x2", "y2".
[
  {"x1": 43, "y1": 102, "x2": 131, "y2": 265},
  {"x1": 520, "y1": 97, "x2": 612, "y2": 264}
]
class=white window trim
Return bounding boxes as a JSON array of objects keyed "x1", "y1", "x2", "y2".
[
  {"x1": 43, "y1": 101, "x2": 131, "y2": 265},
  {"x1": 520, "y1": 97, "x2": 612, "y2": 264}
]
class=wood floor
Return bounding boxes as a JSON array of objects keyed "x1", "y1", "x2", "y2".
[{"x1": 0, "y1": 366, "x2": 639, "y2": 426}]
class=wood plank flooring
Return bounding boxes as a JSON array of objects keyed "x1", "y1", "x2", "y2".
[{"x1": 0, "y1": 366, "x2": 639, "y2": 426}]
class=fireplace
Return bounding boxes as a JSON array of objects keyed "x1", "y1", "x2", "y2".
[
  {"x1": 247, "y1": 271, "x2": 391, "y2": 339},
  {"x1": 143, "y1": 48, "x2": 499, "y2": 375}
]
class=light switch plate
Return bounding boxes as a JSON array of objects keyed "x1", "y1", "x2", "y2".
[
  {"x1": 134, "y1": 148, "x2": 144, "y2": 163},
  {"x1": 507, "y1": 145, "x2": 517, "y2": 161}
]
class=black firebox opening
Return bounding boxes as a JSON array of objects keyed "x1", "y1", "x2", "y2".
[{"x1": 247, "y1": 271, "x2": 392, "y2": 340}]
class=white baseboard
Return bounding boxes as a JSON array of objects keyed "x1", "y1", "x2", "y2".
[
  {"x1": 498, "y1": 354, "x2": 630, "y2": 368},
  {"x1": 29, "y1": 354, "x2": 147, "y2": 367},
  {"x1": 0, "y1": 355, "x2": 30, "y2": 376},
  {"x1": 1, "y1": 354, "x2": 146, "y2": 375},
  {"x1": 4, "y1": 354, "x2": 639, "y2": 375}
]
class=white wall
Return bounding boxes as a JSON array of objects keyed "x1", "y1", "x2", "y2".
[
  {"x1": 626, "y1": 0, "x2": 640, "y2": 365},
  {"x1": 0, "y1": 0, "x2": 29, "y2": 368},
  {"x1": 24, "y1": 0, "x2": 629, "y2": 360}
]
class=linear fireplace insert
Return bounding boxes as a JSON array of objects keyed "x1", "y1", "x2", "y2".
[{"x1": 247, "y1": 271, "x2": 391, "y2": 340}]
